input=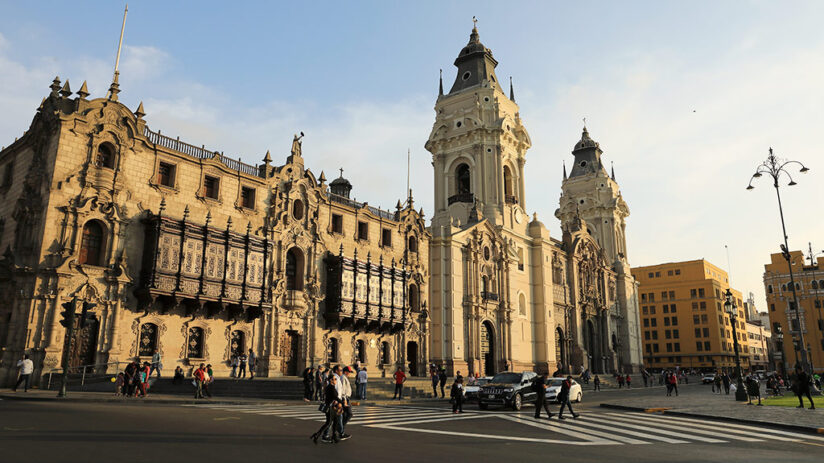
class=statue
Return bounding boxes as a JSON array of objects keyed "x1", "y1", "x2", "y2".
[{"x1": 291, "y1": 132, "x2": 305, "y2": 158}]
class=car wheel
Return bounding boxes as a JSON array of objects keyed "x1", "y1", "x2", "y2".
[
  {"x1": 512, "y1": 393, "x2": 522, "y2": 411},
  {"x1": 576, "y1": 392, "x2": 582, "y2": 403},
  {"x1": 479, "y1": 402, "x2": 488, "y2": 410}
]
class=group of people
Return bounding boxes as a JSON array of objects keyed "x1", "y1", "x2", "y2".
[
  {"x1": 534, "y1": 373, "x2": 580, "y2": 419},
  {"x1": 229, "y1": 349, "x2": 256, "y2": 379},
  {"x1": 115, "y1": 359, "x2": 153, "y2": 397},
  {"x1": 309, "y1": 365, "x2": 359, "y2": 444},
  {"x1": 302, "y1": 364, "x2": 381, "y2": 403}
]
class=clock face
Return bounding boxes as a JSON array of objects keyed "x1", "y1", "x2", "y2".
[{"x1": 515, "y1": 208, "x2": 523, "y2": 224}]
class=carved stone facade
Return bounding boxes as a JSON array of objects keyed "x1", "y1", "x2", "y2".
[
  {"x1": 427, "y1": 27, "x2": 642, "y2": 376},
  {"x1": 0, "y1": 77, "x2": 429, "y2": 386}
]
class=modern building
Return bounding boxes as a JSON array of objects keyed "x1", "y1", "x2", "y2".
[
  {"x1": 763, "y1": 251, "x2": 824, "y2": 374},
  {"x1": 746, "y1": 321, "x2": 770, "y2": 371},
  {"x1": 426, "y1": 25, "x2": 642, "y2": 376},
  {"x1": 631, "y1": 260, "x2": 749, "y2": 371},
  {"x1": 0, "y1": 75, "x2": 430, "y2": 386}
]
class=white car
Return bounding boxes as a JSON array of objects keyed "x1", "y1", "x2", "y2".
[
  {"x1": 702, "y1": 374, "x2": 716, "y2": 384},
  {"x1": 545, "y1": 378, "x2": 583, "y2": 403},
  {"x1": 464, "y1": 377, "x2": 492, "y2": 401}
]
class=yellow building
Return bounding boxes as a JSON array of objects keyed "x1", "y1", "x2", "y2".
[
  {"x1": 631, "y1": 260, "x2": 749, "y2": 371},
  {"x1": 763, "y1": 251, "x2": 824, "y2": 374}
]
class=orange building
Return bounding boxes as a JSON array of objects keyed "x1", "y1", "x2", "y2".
[
  {"x1": 631, "y1": 260, "x2": 749, "y2": 371},
  {"x1": 763, "y1": 251, "x2": 824, "y2": 374}
]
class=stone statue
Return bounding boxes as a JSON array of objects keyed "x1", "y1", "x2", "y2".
[{"x1": 291, "y1": 132, "x2": 305, "y2": 158}]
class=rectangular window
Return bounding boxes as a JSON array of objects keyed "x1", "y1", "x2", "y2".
[
  {"x1": 665, "y1": 330, "x2": 671, "y2": 339},
  {"x1": 673, "y1": 329, "x2": 679, "y2": 338},
  {"x1": 668, "y1": 270, "x2": 673, "y2": 276},
  {"x1": 648, "y1": 272, "x2": 654, "y2": 278},
  {"x1": 670, "y1": 304, "x2": 676, "y2": 313},
  {"x1": 674, "y1": 343, "x2": 681, "y2": 352},
  {"x1": 701, "y1": 314, "x2": 708, "y2": 323},
  {"x1": 203, "y1": 175, "x2": 219, "y2": 199},
  {"x1": 671, "y1": 316, "x2": 678, "y2": 325},
  {"x1": 644, "y1": 331, "x2": 651, "y2": 340},
  {"x1": 655, "y1": 271, "x2": 661, "y2": 277},
  {"x1": 696, "y1": 341, "x2": 703, "y2": 351},
  {"x1": 694, "y1": 328, "x2": 701, "y2": 337},
  {"x1": 661, "y1": 291, "x2": 668, "y2": 300},
  {"x1": 357, "y1": 221, "x2": 369, "y2": 240},
  {"x1": 692, "y1": 302, "x2": 699, "y2": 311},
  {"x1": 652, "y1": 331, "x2": 658, "y2": 340},
  {"x1": 700, "y1": 301, "x2": 706, "y2": 310},
  {"x1": 693, "y1": 315, "x2": 700, "y2": 324},
  {"x1": 704, "y1": 341, "x2": 710, "y2": 351},
  {"x1": 664, "y1": 318, "x2": 670, "y2": 326},
  {"x1": 331, "y1": 214, "x2": 343, "y2": 234},
  {"x1": 643, "y1": 319, "x2": 649, "y2": 327},
  {"x1": 157, "y1": 162, "x2": 175, "y2": 187},
  {"x1": 690, "y1": 289, "x2": 697, "y2": 298},
  {"x1": 649, "y1": 293, "x2": 655, "y2": 302},
  {"x1": 669, "y1": 291, "x2": 675, "y2": 299},
  {"x1": 1, "y1": 161, "x2": 13, "y2": 188},
  {"x1": 663, "y1": 304, "x2": 669, "y2": 313},
  {"x1": 650, "y1": 305, "x2": 656, "y2": 315},
  {"x1": 675, "y1": 269, "x2": 681, "y2": 275},
  {"x1": 381, "y1": 228, "x2": 392, "y2": 247},
  {"x1": 666, "y1": 343, "x2": 673, "y2": 353},
  {"x1": 651, "y1": 318, "x2": 657, "y2": 327},
  {"x1": 241, "y1": 186, "x2": 255, "y2": 209},
  {"x1": 698, "y1": 288, "x2": 705, "y2": 297},
  {"x1": 770, "y1": 303, "x2": 775, "y2": 312},
  {"x1": 703, "y1": 328, "x2": 709, "y2": 337},
  {"x1": 653, "y1": 344, "x2": 660, "y2": 353},
  {"x1": 642, "y1": 306, "x2": 648, "y2": 315},
  {"x1": 641, "y1": 293, "x2": 647, "y2": 302},
  {"x1": 717, "y1": 302, "x2": 722, "y2": 312}
]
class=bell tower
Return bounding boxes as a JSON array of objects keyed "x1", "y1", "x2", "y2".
[{"x1": 426, "y1": 24, "x2": 531, "y2": 231}]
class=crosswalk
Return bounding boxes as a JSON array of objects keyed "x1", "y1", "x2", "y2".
[{"x1": 183, "y1": 403, "x2": 824, "y2": 446}]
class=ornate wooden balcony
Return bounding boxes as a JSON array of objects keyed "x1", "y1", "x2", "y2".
[{"x1": 448, "y1": 192, "x2": 474, "y2": 205}]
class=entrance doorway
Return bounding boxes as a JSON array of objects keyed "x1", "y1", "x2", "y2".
[
  {"x1": 65, "y1": 315, "x2": 99, "y2": 369},
  {"x1": 281, "y1": 330, "x2": 300, "y2": 376},
  {"x1": 480, "y1": 321, "x2": 495, "y2": 376},
  {"x1": 406, "y1": 342, "x2": 418, "y2": 376}
]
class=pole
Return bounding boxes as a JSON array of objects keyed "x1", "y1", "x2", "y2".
[
  {"x1": 774, "y1": 184, "x2": 809, "y2": 374},
  {"x1": 58, "y1": 297, "x2": 77, "y2": 398},
  {"x1": 731, "y1": 308, "x2": 748, "y2": 401}
]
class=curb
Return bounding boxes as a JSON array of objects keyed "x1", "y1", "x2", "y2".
[
  {"x1": 0, "y1": 394, "x2": 295, "y2": 406},
  {"x1": 599, "y1": 403, "x2": 822, "y2": 435}
]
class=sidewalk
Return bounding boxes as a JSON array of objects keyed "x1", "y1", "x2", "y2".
[{"x1": 600, "y1": 387, "x2": 824, "y2": 435}]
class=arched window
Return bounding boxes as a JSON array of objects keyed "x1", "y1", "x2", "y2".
[
  {"x1": 285, "y1": 248, "x2": 304, "y2": 291},
  {"x1": 380, "y1": 341, "x2": 391, "y2": 365},
  {"x1": 96, "y1": 143, "x2": 115, "y2": 169},
  {"x1": 813, "y1": 281, "x2": 819, "y2": 290},
  {"x1": 230, "y1": 330, "x2": 245, "y2": 357},
  {"x1": 481, "y1": 276, "x2": 489, "y2": 294},
  {"x1": 503, "y1": 165, "x2": 515, "y2": 203},
  {"x1": 292, "y1": 199, "x2": 304, "y2": 220},
  {"x1": 781, "y1": 284, "x2": 786, "y2": 291},
  {"x1": 796, "y1": 282, "x2": 801, "y2": 290},
  {"x1": 519, "y1": 293, "x2": 526, "y2": 316},
  {"x1": 767, "y1": 285, "x2": 773, "y2": 294},
  {"x1": 408, "y1": 283, "x2": 419, "y2": 312},
  {"x1": 327, "y1": 338, "x2": 339, "y2": 363},
  {"x1": 456, "y1": 163, "x2": 471, "y2": 195},
  {"x1": 79, "y1": 220, "x2": 106, "y2": 266},
  {"x1": 408, "y1": 236, "x2": 418, "y2": 253},
  {"x1": 356, "y1": 340, "x2": 366, "y2": 364},
  {"x1": 139, "y1": 323, "x2": 158, "y2": 357},
  {"x1": 187, "y1": 327, "x2": 204, "y2": 358}
]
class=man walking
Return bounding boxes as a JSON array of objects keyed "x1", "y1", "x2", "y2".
[
  {"x1": 593, "y1": 374, "x2": 601, "y2": 392},
  {"x1": 557, "y1": 376, "x2": 579, "y2": 419},
  {"x1": 431, "y1": 368, "x2": 439, "y2": 398},
  {"x1": 393, "y1": 366, "x2": 407, "y2": 400},
  {"x1": 12, "y1": 354, "x2": 34, "y2": 392},
  {"x1": 438, "y1": 367, "x2": 447, "y2": 398},
  {"x1": 150, "y1": 349, "x2": 162, "y2": 378},
  {"x1": 238, "y1": 352, "x2": 248, "y2": 379},
  {"x1": 356, "y1": 367, "x2": 368, "y2": 400},
  {"x1": 247, "y1": 349, "x2": 256, "y2": 379},
  {"x1": 314, "y1": 365, "x2": 325, "y2": 401},
  {"x1": 794, "y1": 365, "x2": 816, "y2": 409},
  {"x1": 722, "y1": 373, "x2": 731, "y2": 395},
  {"x1": 533, "y1": 373, "x2": 553, "y2": 419},
  {"x1": 339, "y1": 366, "x2": 353, "y2": 440}
]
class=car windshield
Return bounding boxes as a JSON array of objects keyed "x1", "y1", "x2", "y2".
[
  {"x1": 490, "y1": 373, "x2": 522, "y2": 384},
  {"x1": 547, "y1": 379, "x2": 564, "y2": 386},
  {"x1": 477, "y1": 378, "x2": 491, "y2": 385}
]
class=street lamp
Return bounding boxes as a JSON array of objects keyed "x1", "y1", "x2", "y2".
[
  {"x1": 724, "y1": 288, "x2": 748, "y2": 401},
  {"x1": 747, "y1": 147, "x2": 810, "y2": 374}
]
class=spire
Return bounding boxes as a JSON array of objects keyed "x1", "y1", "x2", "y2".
[
  {"x1": 77, "y1": 81, "x2": 90, "y2": 99},
  {"x1": 509, "y1": 76, "x2": 515, "y2": 102},
  {"x1": 318, "y1": 170, "x2": 326, "y2": 185},
  {"x1": 108, "y1": 5, "x2": 128, "y2": 101},
  {"x1": 134, "y1": 101, "x2": 145, "y2": 118},
  {"x1": 438, "y1": 69, "x2": 444, "y2": 97},
  {"x1": 470, "y1": 16, "x2": 480, "y2": 43},
  {"x1": 59, "y1": 80, "x2": 72, "y2": 98},
  {"x1": 563, "y1": 161, "x2": 567, "y2": 180},
  {"x1": 49, "y1": 76, "x2": 61, "y2": 97},
  {"x1": 611, "y1": 161, "x2": 615, "y2": 180},
  {"x1": 448, "y1": 16, "x2": 499, "y2": 95},
  {"x1": 263, "y1": 149, "x2": 272, "y2": 164}
]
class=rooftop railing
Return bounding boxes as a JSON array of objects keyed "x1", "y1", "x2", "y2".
[{"x1": 143, "y1": 126, "x2": 262, "y2": 178}]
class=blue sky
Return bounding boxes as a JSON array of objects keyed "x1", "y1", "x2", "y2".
[{"x1": 1, "y1": 1, "x2": 823, "y2": 310}]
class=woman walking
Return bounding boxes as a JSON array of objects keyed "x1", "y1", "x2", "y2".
[
  {"x1": 450, "y1": 377, "x2": 465, "y2": 414},
  {"x1": 312, "y1": 374, "x2": 343, "y2": 444}
]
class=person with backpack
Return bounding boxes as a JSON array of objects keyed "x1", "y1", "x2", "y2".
[
  {"x1": 451, "y1": 377, "x2": 465, "y2": 414},
  {"x1": 532, "y1": 373, "x2": 553, "y2": 419},
  {"x1": 557, "y1": 376, "x2": 579, "y2": 419}
]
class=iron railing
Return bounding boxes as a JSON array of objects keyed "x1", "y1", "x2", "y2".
[
  {"x1": 143, "y1": 126, "x2": 261, "y2": 177},
  {"x1": 448, "y1": 193, "x2": 474, "y2": 205},
  {"x1": 45, "y1": 361, "x2": 130, "y2": 389},
  {"x1": 327, "y1": 191, "x2": 396, "y2": 221}
]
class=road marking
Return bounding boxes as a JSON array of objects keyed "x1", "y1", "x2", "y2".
[
  {"x1": 212, "y1": 417, "x2": 239, "y2": 421},
  {"x1": 352, "y1": 412, "x2": 475, "y2": 426},
  {"x1": 609, "y1": 412, "x2": 799, "y2": 442},
  {"x1": 604, "y1": 413, "x2": 763, "y2": 442},
  {"x1": 505, "y1": 415, "x2": 641, "y2": 445},
  {"x1": 564, "y1": 416, "x2": 688, "y2": 444},
  {"x1": 372, "y1": 423, "x2": 614, "y2": 446},
  {"x1": 644, "y1": 407, "x2": 671, "y2": 413},
  {"x1": 621, "y1": 412, "x2": 824, "y2": 442},
  {"x1": 592, "y1": 414, "x2": 726, "y2": 443}
]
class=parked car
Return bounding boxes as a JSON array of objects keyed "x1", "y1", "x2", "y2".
[
  {"x1": 464, "y1": 377, "x2": 492, "y2": 402},
  {"x1": 545, "y1": 377, "x2": 583, "y2": 403},
  {"x1": 701, "y1": 373, "x2": 716, "y2": 384},
  {"x1": 478, "y1": 371, "x2": 538, "y2": 411}
]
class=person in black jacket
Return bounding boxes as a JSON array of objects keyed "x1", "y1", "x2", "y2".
[
  {"x1": 438, "y1": 367, "x2": 447, "y2": 398},
  {"x1": 533, "y1": 374, "x2": 553, "y2": 419},
  {"x1": 794, "y1": 366, "x2": 815, "y2": 409},
  {"x1": 302, "y1": 366, "x2": 315, "y2": 402},
  {"x1": 557, "y1": 376, "x2": 579, "y2": 419},
  {"x1": 311, "y1": 375, "x2": 343, "y2": 444},
  {"x1": 450, "y1": 377, "x2": 465, "y2": 413}
]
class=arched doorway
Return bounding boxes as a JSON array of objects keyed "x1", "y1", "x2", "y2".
[
  {"x1": 280, "y1": 330, "x2": 300, "y2": 376},
  {"x1": 456, "y1": 163, "x2": 471, "y2": 195},
  {"x1": 480, "y1": 321, "x2": 495, "y2": 376},
  {"x1": 65, "y1": 314, "x2": 99, "y2": 368},
  {"x1": 406, "y1": 342, "x2": 418, "y2": 376},
  {"x1": 586, "y1": 319, "x2": 600, "y2": 373}
]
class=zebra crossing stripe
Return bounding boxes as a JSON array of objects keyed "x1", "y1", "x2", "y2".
[
  {"x1": 351, "y1": 412, "x2": 472, "y2": 426},
  {"x1": 373, "y1": 422, "x2": 610, "y2": 446},
  {"x1": 499, "y1": 415, "x2": 625, "y2": 445},
  {"x1": 559, "y1": 415, "x2": 689, "y2": 444},
  {"x1": 599, "y1": 414, "x2": 729, "y2": 443},
  {"x1": 621, "y1": 412, "x2": 824, "y2": 442},
  {"x1": 604, "y1": 413, "x2": 764, "y2": 442},
  {"x1": 510, "y1": 415, "x2": 648, "y2": 445}
]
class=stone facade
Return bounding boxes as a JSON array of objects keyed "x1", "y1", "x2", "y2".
[
  {"x1": 0, "y1": 77, "x2": 429, "y2": 386},
  {"x1": 426, "y1": 27, "x2": 642, "y2": 377}
]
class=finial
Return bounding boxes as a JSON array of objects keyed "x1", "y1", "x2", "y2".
[
  {"x1": 469, "y1": 16, "x2": 480, "y2": 43},
  {"x1": 134, "y1": 101, "x2": 145, "y2": 119},
  {"x1": 183, "y1": 205, "x2": 190, "y2": 221},
  {"x1": 205, "y1": 210, "x2": 212, "y2": 225},
  {"x1": 263, "y1": 150, "x2": 272, "y2": 164},
  {"x1": 59, "y1": 80, "x2": 72, "y2": 98},
  {"x1": 583, "y1": 117, "x2": 587, "y2": 131},
  {"x1": 339, "y1": 244, "x2": 344, "y2": 256},
  {"x1": 563, "y1": 161, "x2": 567, "y2": 180},
  {"x1": 158, "y1": 197, "x2": 167, "y2": 216},
  {"x1": 396, "y1": 199, "x2": 402, "y2": 210},
  {"x1": 108, "y1": 5, "x2": 128, "y2": 101},
  {"x1": 227, "y1": 217, "x2": 233, "y2": 230},
  {"x1": 509, "y1": 76, "x2": 515, "y2": 102},
  {"x1": 472, "y1": 16, "x2": 478, "y2": 30},
  {"x1": 338, "y1": 167, "x2": 344, "y2": 178},
  {"x1": 438, "y1": 69, "x2": 443, "y2": 97},
  {"x1": 50, "y1": 76, "x2": 61, "y2": 96},
  {"x1": 533, "y1": 212, "x2": 538, "y2": 221},
  {"x1": 367, "y1": 251, "x2": 371, "y2": 261},
  {"x1": 246, "y1": 222, "x2": 252, "y2": 234},
  {"x1": 318, "y1": 170, "x2": 326, "y2": 184},
  {"x1": 77, "y1": 81, "x2": 90, "y2": 99},
  {"x1": 611, "y1": 161, "x2": 615, "y2": 180}
]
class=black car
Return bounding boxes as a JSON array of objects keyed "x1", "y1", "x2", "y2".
[{"x1": 477, "y1": 371, "x2": 538, "y2": 411}]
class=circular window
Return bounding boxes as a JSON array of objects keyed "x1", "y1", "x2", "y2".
[
  {"x1": 462, "y1": 71, "x2": 471, "y2": 81},
  {"x1": 580, "y1": 161, "x2": 587, "y2": 167},
  {"x1": 579, "y1": 199, "x2": 585, "y2": 204},
  {"x1": 487, "y1": 148, "x2": 492, "y2": 153},
  {"x1": 600, "y1": 183, "x2": 605, "y2": 187},
  {"x1": 292, "y1": 199, "x2": 304, "y2": 220},
  {"x1": 483, "y1": 246, "x2": 491, "y2": 261},
  {"x1": 484, "y1": 97, "x2": 490, "y2": 102},
  {"x1": 456, "y1": 121, "x2": 462, "y2": 128}
]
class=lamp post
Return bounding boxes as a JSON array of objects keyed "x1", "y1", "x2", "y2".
[
  {"x1": 724, "y1": 289, "x2": 748, "y2": 401},
  {"x1": 747, "y1": 147, "x2": 810, "y2": 374}
]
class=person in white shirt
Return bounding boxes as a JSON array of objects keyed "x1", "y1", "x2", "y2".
[
  {"x1": 356, "y1": 367, "x2": 368, "y2": 400},
  {"x1": 339, "y1": 366, "x2": 354, "y2": 439},
  {"x1": 14, "y1": 354, "x2": 34, "y2": 392}
]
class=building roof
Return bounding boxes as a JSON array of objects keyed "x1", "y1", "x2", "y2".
[{"x1": 447, "y1": 25, "x2": 503, "y2": 95}]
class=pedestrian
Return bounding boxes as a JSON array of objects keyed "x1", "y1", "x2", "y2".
[
  {"x1": 238, "y1": 352, "x2": 248, "y2": 378},
  {"x1": 204, "y1": 364, "x2": 214, "y2": 398},
  {"x1": 665, "y1": 371, "x2": 673, "y2": 396},
  {"x1": 713, "y1": 374, "x2": 722, "y2": 394},
  {"x1": 303, "y1": 366, "x2": 315, "y2": 402},
  {"x1": 431, "y1": 368, "x2": 439, "y2": 398},
  {"x1": 533, "y1": 373, "x2": 553, "y2": 419},
  {"x1": 339, "y1": 366, "x2": 353, "y2": 439},
  {"x1": 793, "y1": 366, "x2": 815, "y2": 409},
  {"x1": 12, "y1": 354, "x2": 34, "y2": 392},
  {"x1": 451, "y1": 377, "x2": 465, "y2": 414},
  {"x1": 173, "y1": 366, "x2": 185, "y2": 385},
  {"x1": 230, "y1": 354, "x2": 238, "y2": 378},
  {"x1": 393, "y1": 366, "x2": 407, "y2": 400},
  {"x1": 617, "y1": 375, "x2": 625, "y2": 388},
  {"x1": 746, "y1": 374, "x2": 762, "y2": 406},
  {"x1": 668, "y1": 370, "x2": 679, "y2": 396},
  {"x1": 123, "y1": 360, "x2": 138, "y2": 396},
  {"x1": 557, "y1": 376, "x2": 579, "y2": 419},
  {"x1": 625, "y1": 374, "x2": 632, "y2": 389},
  {"x1": 193, "y1": 363, "x2": 206, "y2": 399},
  {"x1": 593, "y1": 374, "x2": 601, "y2": 392},
  {"x1": 438, "y1": 367, "x2": 447, "y2": 398},
  {"x1": 248, "y1": 349, "x2": 256, "y2": 380},
  {"x1": 722, "y1": 373, "x2": 731, "y2": 395},
  {"x1": 312, "y1": 374, "x2": 343, "y2": 444},
  {"x1": 136, "y1": 361, "x2": 151, "y2": 397},
  {"x1": 114, "y1": 372, "x2": 125, "y2": 396},
  {"x1": 356, "y1": 367, "x2": 368, "y2": 400},
  {"x1": 641, "y1": 369, "x2": 649, "y2": 387},
  {"x1": 314, "y1": 365, "x2": 325, "y2": 401}
]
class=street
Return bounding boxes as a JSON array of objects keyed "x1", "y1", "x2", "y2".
[{"x1": 1, "y1": 384, "x2": 822, "y2": 463}]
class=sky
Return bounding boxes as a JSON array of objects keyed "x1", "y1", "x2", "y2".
[{"x1": 1, "y1": 1, "x2": 823, "y2": 313}]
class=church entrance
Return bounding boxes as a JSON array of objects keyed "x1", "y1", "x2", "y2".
[
  {"x1": 480, "y1": 321, "x2": 495, "y2": 376},
  {"x1": 280, "y1": 331, "x2": 300, "y2": 376},
  {"x1": 555, "y1": 327, "x2": 566, "y2": 373},
  {"x1": 406, "y1": 342, "x2": 418, "y2": 376},
  {"x1": 586, "y1": 319, "x2": 601, "y2": 374},
  {"x1": 64, "y1": 315, "x2": 99, "y2": 369}
]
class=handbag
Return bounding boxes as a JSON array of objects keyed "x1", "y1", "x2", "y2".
[{"x1": 318, "y1": 402, "x2": 329, "y2": 414}]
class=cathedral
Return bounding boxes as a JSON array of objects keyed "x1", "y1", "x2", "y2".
[
  {"x1": 426, "y1": 26, "x2": 643, "y2": 376},
  {"x1": 0, "y1": 23, "x2": 642, "y2": 387}
]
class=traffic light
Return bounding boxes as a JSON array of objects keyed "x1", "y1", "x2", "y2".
[
  {"x1": 59, "y1": 298, "x2": 76, "y2": 328},
  {"x1": 80, "y1": 301, "x2": 96, "y2": 328}
]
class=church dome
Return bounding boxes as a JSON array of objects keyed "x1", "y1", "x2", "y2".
[
  {"x1": 456, "y1": 26, "x2": 493, "y2": 61},
  {"x1": 573, "y1": 127, "x2": 600, "y2": 152},
  {"x1": 330, "y1": 170, "x2": 353, "y2": 198}
]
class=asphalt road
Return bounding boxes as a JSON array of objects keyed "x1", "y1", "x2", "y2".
[{"x1": 1, "y1": 384, "x2": 822, "y2": 463}]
